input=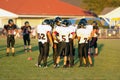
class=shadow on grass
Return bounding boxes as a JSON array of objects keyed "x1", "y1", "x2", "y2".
[
  {"x1": 47, "y1": 47, "x2": 80, "y2": 67},
  {"x1": 98, "y1": 44, "x2": 104, "y2": 55},
  {"x1": 41, "y1": 43, "x2": 104, "y2": 67},
  {"x1": 0, "y1": 46, "x2": 6, "y2": 58},
  {"x1": 74, "y1": 43, "x2": 104, "y2": 66},
  {"x1": 0, "y1": 45, "x2": 6, "y2": 51},
  {"x1": 32, "y1": 45, "x2": 39, "y2": 52},
  {"x1": 15, "y1": 44, "x2": 39, "y2": 56},
  {"x1": 0, "y1": 45, "x2": 25, "y2": 58},
  {"x1": 89, "y1": 43, "x2": 104, "y2": 66},
  {"x1": 16, "y1": 50, "x2": 25, "y2": 56},
  {"x1": 0, "y1": 53, "x2": 6, "y2": 58},
  {"x1": 74, "y1": 48, "x2": 79, "y2": 65},
  {"x1": 15, "y1": 44, "x2": 25, "y2": 56}
]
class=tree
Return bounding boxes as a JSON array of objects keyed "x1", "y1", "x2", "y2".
[{"x1": 82, "y1": 0, "x2": 120, "y2": 14}]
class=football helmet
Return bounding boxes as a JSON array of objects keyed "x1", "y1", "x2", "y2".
[
  {"x1": 54, "y1": 17, "x2": 62, "y2": 23},
  {"x1": 8, "y1": 19, "x2": 13, "y2": 24},
  {"x1": 61, "y1": 19, "x2": 69, "y2": 26},
  {"x1": 78, "y1": 18, "x2": 87, "y2": 26},
  {"x1": 42, "y1": 19, "x2": 50, "y2": 25}
]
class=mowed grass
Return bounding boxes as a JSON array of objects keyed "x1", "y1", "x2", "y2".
[{"x1": 0, "y1": 38, "x2": 120, "y2": 80}]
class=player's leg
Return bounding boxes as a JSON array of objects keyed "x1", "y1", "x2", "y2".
[
  {"x1": 37, "y1": 42, "x2": 44, "y2": 67},
  {"x1": 6, "y1": 36, "x2": 10, "y2": 56},
  {"x1": 88, "y1": 40, "x2": 93, "y2": 66},
  {"x1": 69, "y1": 40, "x2": 74, "y2": 67},
  {"x1": 94, "y1": 39, "x2": 98, "y2": 56},
  {"x1": 11, "y1": 35, "x2": 15, "y2": 56},
  {"x1": 23, "y1": 35, "x2": 27, "y2": 52},
  {"x1": 53, "y1": 43, "x2": 58, "y2": 65},
  {"x1": 90, "y1": 37, "x2": 98, "y2": 56},
  {"x1": 47, "y1": 43, "x2": 50, "y2": 58},
  {"x1": 55, "y1": 42, "x2": 62, "y2": 67},
  {"x1": 78, "y1": 44, "x2": 84, "y2": 67},
  {"x1": 55, "y1": 42, "x2": 65, "y2": 68},
  {"x1": 27, "y1": 35, "x2": 32, "y2": 52},
  {"x1": 88, "y1": 48, "x2": 93, "y2": 65},
  {"x1": 66, "y1": 42, "x2": 70, "y2": 67},
  {"x1": 84, "y1": 43, "x2": 89, "y2": 67},
  {"x1": 43, "y1": 42, "x2": 49, "y2": 67},
  {"x1": 63, "y1": 43, "x2": 69, "y2": 68}
]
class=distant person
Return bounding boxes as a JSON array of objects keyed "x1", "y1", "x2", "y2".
[
  {"x1": 3, "y1": 19, "x2": 18, "y2": 56},
  {"x1": 90, "y1": 21, "x2": 99, "y2": 56},
  {"x1": 21, "y1": 21, "x2": 32, "y2": 52}
]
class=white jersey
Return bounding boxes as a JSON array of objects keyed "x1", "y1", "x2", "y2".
[
  {"x1": 37, "y1": 24, "x2": 52, "y2": 43},
  {"x1": 85, "y1": 25, "x2": 93, "y2": 36},
  {"x1": 56, "y1": 27, "x2": 71, "y2": 43},
  {"x1": 52, "y1": 25, "x2": 61, "y2": 43},
  {"x1": 69, "y1": 25, "x2": 76, "y2": 38},
  {"x1": 77, "y1": 28, "x2": 90, "y2": 44}
]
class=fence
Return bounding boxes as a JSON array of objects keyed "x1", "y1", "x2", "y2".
[
  {"x1": 99, "y1": 29, "x2": 120, "y2": 39},
  {"x1": 0, "y1": 29, "x2": 120, "y2": 39}
]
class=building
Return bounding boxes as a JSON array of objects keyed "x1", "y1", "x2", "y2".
[
  {"x1": 99, "y1": 7, "x2": 120, "y2": 28},
  {"x1": 0, "y1": 0, "x2": 92, "y2": 28}
]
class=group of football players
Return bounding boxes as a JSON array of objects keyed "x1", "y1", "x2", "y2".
[
  {"x1": 2, "y1": 17, "x2": 99, "y2": 68},
  {"x1": 35, "y1": 17, "x2": 99, "y2": 68}
]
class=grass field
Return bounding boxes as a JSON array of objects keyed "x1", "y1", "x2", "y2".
[{"x1": 0, "y1": 38, "x2": 120, "y2": 80}]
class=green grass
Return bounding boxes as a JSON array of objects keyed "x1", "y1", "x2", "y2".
[{"x1": 0, "y1": 38, "x2": 120, "y2": 80}]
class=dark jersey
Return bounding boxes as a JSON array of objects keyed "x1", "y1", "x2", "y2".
[
  {"x1": 21, "y1": 26, "x2": 31, "y2": 35},
  {"x1": 4, "y1": 24, "x2": 17, "y2": 35}
]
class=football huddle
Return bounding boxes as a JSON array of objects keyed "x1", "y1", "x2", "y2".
[{"x1": 3, "y1": 17, "x2": 99, "y2": 68}]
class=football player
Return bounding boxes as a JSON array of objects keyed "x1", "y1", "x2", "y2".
[
  {"x1": 3, "y1": 19, "x2": 18, "y2": 56},
  {"x1": 36, "y1": 19, "x2": 53, "y2": 68},
  {"x1": 52, "y1": 17, "x2": 62, "y2": 66},
  {"x1": 53, "y1": 20, "x2": 74, "y2": 68},
  {"x1": 21, "y1": 21, "x2": 32, "y2": 52},
  {"x1": 90, "y1": 21, "x2": 99, "y2": 56},
  {"x1": 77, "y1": 21, "x2": 91, "y2": 67},
  {"x1": 67, "y1": 20, "x2": 76, "y2": 67},
  {"x1": 84, "y1": 20, "x2": 95, "y2": 66}
]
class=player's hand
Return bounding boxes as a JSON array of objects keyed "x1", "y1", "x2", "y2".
[{"x1": 28, "y1": 27, "x2": 31, "y2": 33}]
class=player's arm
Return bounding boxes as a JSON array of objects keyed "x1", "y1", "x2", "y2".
[
  {"x1": 96, "y1": 29, "x2": 100, "y2": 36},
  {"x1": 76, "y1": 30, "x2": 81, "y2": 42},
  {"x1": 52, "y1": 31, "x2": 59, "y2": 42},
  {"x1": 2, "y1": 25, "x2": 7, "y2": 33},
  {"x1": 88, "y1": 32, "x2": 93, "y2": 41},
  {"x1": 37, "y1": 33, "x2": 40, "y2": 39},
  {"x1": 28, "y1": 26, "x2": 32, "y2": 33},
  {"x1": 47, "y1": 31, "x2": 53, "y2": 47},
  {"x1": 2, "y1": 28, "x2": 5, "y2": 34},
  {"x1": 71, "y1": 32, "x2": 76, "y2": 40}
]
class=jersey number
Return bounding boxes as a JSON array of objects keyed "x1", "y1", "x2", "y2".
[
  {"x1": 62, "y1": 35, "x2": 66, "y2": 42},
  {"x1": 39, "y1": 33, "x2": 45, "y2": 40}
]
